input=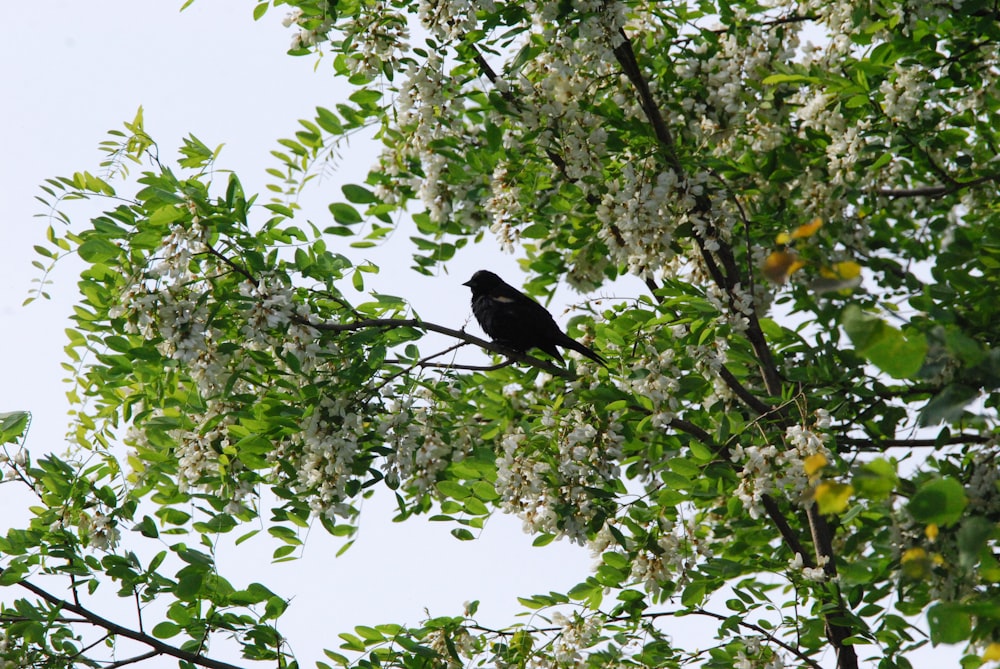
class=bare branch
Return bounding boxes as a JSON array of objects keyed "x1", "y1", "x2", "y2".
[
  {"x1": 837, "y1": 433, "x2": 994, "y2": 451},
  {"x1": 300, "y1": 315, "x2": 577, "y2": 378},
  {"x1": 10, "y1": 573, "x2": 247, "y2": 669},
  {"x1": 875, "y1": 172, "x2": 1000, "y2": 199}
]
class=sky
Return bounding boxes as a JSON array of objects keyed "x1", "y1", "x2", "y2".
[{"x1": 0, "y1": 2, "x2": 600, "y2": 666}]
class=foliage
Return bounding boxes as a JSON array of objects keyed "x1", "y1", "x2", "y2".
[{"x1": 4, "y1": 0, "x2": 1000, "y2": 668}]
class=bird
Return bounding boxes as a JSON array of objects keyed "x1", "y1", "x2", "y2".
[{"x1": 462, "y1": 270, "x2": 607, "y2": 366}]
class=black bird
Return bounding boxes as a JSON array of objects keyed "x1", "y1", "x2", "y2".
[{"x1": 462, "y1": 270, "x2": 607, "y2": 366}]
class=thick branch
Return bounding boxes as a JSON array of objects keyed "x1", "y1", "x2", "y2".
[
  {"x1": 717, "y1": 365, "x2": 773, "y2": 415},
  {"x1": 610, "y1": 23, "x2": 784, "y2": 400},
  {"x1": 11, "y1": 573, "x2": 245, "y2": 669},
  {"x1": 805, "y1": 506, "x2": 859, "y2": 669},
  {"x1": 611, "y1": 27, "x2": 683, "y2": 173},
  {"x1": 760, "y1": 495, "x2": 812, "y2": 563}
]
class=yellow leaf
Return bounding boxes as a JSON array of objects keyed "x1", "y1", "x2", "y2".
[
  {"x1": 811, "y1": 260, "x2": 863, "y2": 294},
  {"x1": 804, "y1": 453, "x2": 828, "y2": 477},
  {"x1": 790, "y1": 217, "x2": 823, "y2": 240},
  {"x1": 983, "y1": 642, "x2": 1000, "y2": 661},
  {"x1": 925, "y1": 523, "x2": 939, "y2": 541},
  {"x1": 762, "y1": 251, "x2": 805, "y2": 283},
  {"x1": 814, "y1": 481, "x2": 853, "y2": 514},
  {"x1": 901, "y1": 547, "x2": 930, "y2": 579},
  {"x1": 827, "y1": 260, "x2": 862, "y2": 279}
]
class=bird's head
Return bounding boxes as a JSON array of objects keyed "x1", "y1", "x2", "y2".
[{"x1": 462, "y1": 270, "x2": 502, "y2": 292}]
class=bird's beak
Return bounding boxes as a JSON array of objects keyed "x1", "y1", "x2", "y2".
[{"x1": 462, "y1": 279, "x2": 473, "y2": 287}]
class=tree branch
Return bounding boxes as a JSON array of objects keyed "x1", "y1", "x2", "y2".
[
  {"x1": 876, "y1": 173, "x2": 1000, "y2": 199},
  {"x1": 106, "y1": 650, "x2": 160, "y2": 669},
  {"x1": 804, "y1": 506, "x2": 858, "y2": 669},
  {"x1": 836, "y1": 433, "x2": 993, "y2": 451},
  {"x1": 469, "y1": 606, "x2": 823, "y2": 669},
  {"x1": 717, "y1": 365, "x2": 774, "y2": 415},
  {"x1": 610, "y1": 21, "x2": 784, "y2": 401},
  {"x1": 300, "y1": 315, "x2": 577, "y2": 378},
  {"x1": 669, "y1": 415, "x2": 814, "y2": 564},
  {"x1": 9, "y1": 572, "x2": 247, "y2": 669},
  {"x1": 684, "y1": 608, "x2": 823, "y2": 669}
]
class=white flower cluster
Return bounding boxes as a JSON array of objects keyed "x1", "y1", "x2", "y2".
[
  {"x1": 428, "y1": 627, "x2": 475, "y2": 667},
  {"x1": 596, "y1": 166, "x2": 686, "y2": 277},
  {"x1": 380, "y1": 388, "x2": 476, "y2": 494},
  {"x1": 80, "y1": 510, "x2": 121, "y2": 552},
  {"x1": 0, "y1": 448, "x2": 27, "y2": 482},
  {"x1": 339, "y1": 2, "x2": 410, "y2": 78},
  {"x1": 629, "y1": 517, "x2": 709, "y2": 596},
  {"x1": 734, "y1": 636, "x2": 786, "y2": 669},
  {"x1": 283, "y1": 9, "x2": 333, "y2": 51},
  {"x1": 284, "y1": 395, "x2": 369, "y2": 520},
  {"x1": 174, "y1": 418, "x2": 231, "y2": 493},
  {"x1": 627, "y1": 342, "x2": 683, "y2": 431},
  {"x1": 879, "y1": 64, "x2": 934, "y2": 125},
  {"x1": 676, "y1": 22, "x2": 799, "y2": 136},
  {"x1": 549, "y1": 611, "x2": 602, "y2": 666},
  {"x1": 149, "y1": 221, "x2": 208, "y2": 283},
  {"x1": 153, "y1": 293, "x2": 212, "y2": 365},
  {"x1": 393, "y1": 53, "x2": 461, "y2": 224},
  {"x1": 731, "y1": 409, "x2": 833, "y2": 518},
  {"x1": 495, "y1": 410, "x2": 623, "y2": 544},
  {"x1": 788, "y1": 551, "x2": 830, "y2": 583},
  {"x1": 237, "y1": 278, "x2": 320, "y2": 375},
  {"x1": 418, "y1": 0, "x2": 495, "y2": 42},
  {"x1": 485, "y1": 165, "x2": 521, "y2": 254}
]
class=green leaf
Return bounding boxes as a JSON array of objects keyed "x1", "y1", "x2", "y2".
[
  {"x1": 78, "y1": 238, "x2": 120, "y2": 264},
  {"x1": 841, "y1": 305, "x2": 927, "y2": 379},
  {"x1": 0, "y1": 411, "x2": 30, "y2": 444},
  {"x1": 762, "y1": 73, "x2": 819, "y2": 85},
  {"x1": 927, "y1": 602, "x2": 972, "y2": 645},
  {"x1": 330, "y1": 202, "x2": 363, "y2": 225},
  {"x1": 957, "y1": 516, "x2": 994, "y2": 569},
  {"x1": 908, "y1": 478, "x2": 968, "y2": 526},
  {"x1": 342, "y1": 184, "x2": 377, "y2": 204},
  {"x1": 567, "y1": 579, "x2": 599, "y2": 601},
  {"x1": 436, "y1": 480, "x2": 470, "y2": 499},
  {"x1": 151, "y1": 622, "x2": 181, "y2": 639},
  {"x1": 918, "y1": 384, "x2": 980, "y2": 426},
  {"x1": 681, "y1": 580, "x2": 707, "y2": 607},
  {"x1": 149, "y1": 205, "x2": 184, "y2": 226},
  {"x1": 134, "y1": 516, "x2": 159, "y2": 538},
  {"x1": 853, "y1": 458, "x2": 898, "y2": 499},
  {"x1": 349, "y1": 89, "x2": 382, "y2": 107},
  {"x1": 532, "y1": 533, "x2": 556, "y2": 547}
]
